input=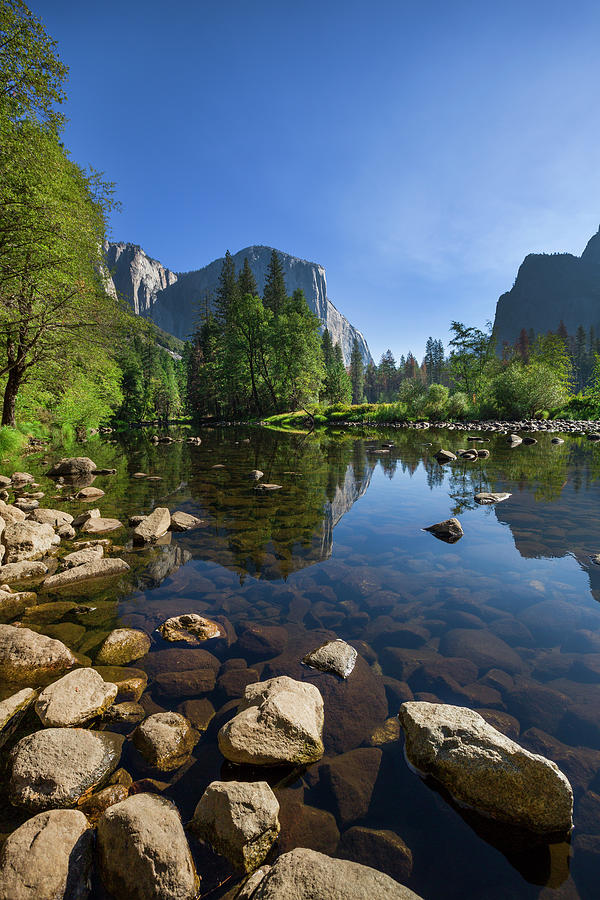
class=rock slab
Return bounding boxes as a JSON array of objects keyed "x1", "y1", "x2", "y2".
[{"x1": 35, "y1": 667, "x2": 118, "y2": 727}]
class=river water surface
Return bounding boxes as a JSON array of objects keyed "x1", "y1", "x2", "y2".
[{"x1": 1, "y1": 426, "x2": 600, "y2": 899}]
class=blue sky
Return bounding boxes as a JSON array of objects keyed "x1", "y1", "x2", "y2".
[{"x1": 35, "y1": 0, "x2": 600, "y2": 361}]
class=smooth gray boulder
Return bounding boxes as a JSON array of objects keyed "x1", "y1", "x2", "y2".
[
  {"x1": 3, "y1": 520, "x2": 59, "y2": 563},
  {"x1": 191, "y1": 780, "x2": 280, "y2": 872},
  {"x1": 28, "y1": 507, "x2": 74, "y2": 528},
  {"x1": 158, "y1": 613, "x2": 222, "y2": 643},
  {"x1": 399, "y1": 702, "x2": 573, "y2": 834},
  {"x1": 244, "y1": 847, "x2": 422, "y2": 899},
  {"x1": 133, "y1": 507, "x2": 171, "y2": 544},
  {"x1": 0, "y1": 809, "x2": 93, "y2": 900},
  {"x1": 303, "y1": 639, "x2": 357, "y2": 678},
  {"x1": 95, "y1": 628, "x2": 151, "y2": 665},
  {"x1": 0, "y1": 624, "x2": 77, "y2": 683},
  {"x1": 35, "y1": 667, "x2": 118, "y2": 727},
  {"x1": 170, "y1": 510, "x2": 206, "y2": 531},
  {"x1": 132, "y1": 711, "x2": 198, "y2": 771},
  {"x1": 0, "y1": 688, "x2": 36, "y2": 748},
  {"x1": 96, "y1": 793, "x2": 199, "y2": 900},
  {"x1": 9, "y1": 727, "x2": 124, "y2": 810},
  {"x1": 423, "y1": 517, "x2": 463, "y2": 543},
  {"x1": 44, "y1": 557, "x2": 130, "y2": 588},
  {"x1": 474, "y1": 492, "x2": 512, "y2": 504},
  {"x1": 218, "y1": 676, "x2": 324, "y2": 766},
  {"x1": 47, "y1": 457, "x2": 97, "y2": 476},
  {"x1": 80, "y1": 516, "x2": 123, "y2": 534}
]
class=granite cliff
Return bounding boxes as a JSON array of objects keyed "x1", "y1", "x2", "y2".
[
  {"x1": 493, "y1": 228, "x2": 600, "y2": 350},
  {"x1": 103, "y1": 242, "x2": 371, "y2": 365}
]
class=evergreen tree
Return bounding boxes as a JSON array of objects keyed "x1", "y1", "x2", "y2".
[
  {"x1": 364, "y1": 361, "x2": 377, "y2": 402},
  {"x1": 349, "y1": 338, "x2": 364, "y2": 403},
  {"x1": 215, "y1": 250, "x2": 238, "y2": 325},
  {"x1": 237, "y1": 256, "x2": 258, "y2": 297},
  {"x1": 263, "y1": 250, "x2": 287, "y2": 317},
  {"x1": 377, "y1": 350, "x2": 397, "y2": 401}
]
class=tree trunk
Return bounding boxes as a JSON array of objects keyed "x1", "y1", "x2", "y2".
[{"x1": 2, "y1": 367, "x2": 22, "y2": 427}]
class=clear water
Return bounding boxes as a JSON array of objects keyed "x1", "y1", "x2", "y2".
[{"x1": 1, "y1": 426, "x2": 600, "y2": 898}]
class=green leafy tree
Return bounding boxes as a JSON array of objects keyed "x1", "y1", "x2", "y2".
[{"x1": 448, "y1": 321, "x2": 496, "y2": 401}]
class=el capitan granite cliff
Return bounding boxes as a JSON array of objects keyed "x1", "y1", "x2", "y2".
[
  {"x1": 104, "y1": 242, "x2": 371, "y2": 365},
  {"x1": 493, "y1": 227, "x2": 600, "y2": 350}
]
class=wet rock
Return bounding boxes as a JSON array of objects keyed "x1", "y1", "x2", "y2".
[
  {"x1": 505, "y1": 677, "x2": 571, "y2": 733},
  {"x1": 80, "y1": 516, "x2": 123, "y2": 534},
  {"x1": 399, "y1": 702, "x2": 573, "y2": 834},
  {"x1": 44, "y1": 557, "x2": 130, "y2": 588},
  {"x1": 158, "y1": 613, "x2": 221, "y2": 643},
  {"x1": 369, "y1": 717, "x2": 402, "y2": 746},
  {"x1": 9, "y1": 727, "x2": 124, "y2": 810},
  {"x1": 439, "y1": 628, "x2": 524, "y2": 674},
  {"x1": 0, "y1": 624, "x2": 77, "y2": 683},
  {"x1": 254, "y1": 483, "x2": 282, "y2": 492},
  {"x1": 218, "y1": 676, "x2": 324, "y2": 766},
  {"x1": 133, "y1": 507, "x2": 171, "y2": 544},
  {"x1": 0, "y1": 809, "x2": 92, "y2": 900},
  {"x1": 47, "y1": 457, "x2": 97, "y2": 476},
  {"x1": 408, "y1": 657, "x2": 479, "y2": 694},
  {"x1": 435, "y1": 449, "x2": 457, "y2": 463},
  {"x1": 106, "y1": 701, "x2": 145, "y2": 723},
  {"x1": 133, "y1": 711, "x2": 198, "y2": 771},
  {"x1": 0, "y1": 587, "x2": 37, "y2": 623},
  {"x1": 243, "y1": 847, "x2": 422, "y2": 899},
  {"x1": 239, "y1": 623, "x2": 288, "y2": 658},
  {"x1": 248, "y1": 469, "x2": 264, "y2": 480},
  {"x1": 4, "y1": 521, "x2": 59, "y2": 563},
  {"x1": 28, "y1": 507, "x2": 74, "y2": 528},
  {"x1": 96, "y1": 793, "x2": 199, "y2": 900},
  {"x1": 95, "y1": 628, "x2": 151, "y2": 665},
  {"x1": 94, "y1": 665, "x2": 148, "y2": 701},
  {"x1": 217, "y1": 667, "x2": 260, "y2": 699},
  {"x1": 275, "y1": 788, "x2": 340, "y2": 855},
  {"x1": 337, "y1": 826, "x2": 413, "y2": 883},
  {"x1": 76, "y1": 486, "x2": 105, "y2": 500},
  {"x1": 475, "y1": 709, "x2": 520, "y2": 739},
  {"x1": 78, "y1": 783, "x2": 129, "y2": 823},
  {"x1": 71, "y1": 509, "x2": 100, "y2": 528},
  {"x1": 507, "y1": 434, "x2": 523, "y2": 446},
  {"x1": 423, "y1": 517, "x2": 463, "y2": 543},
  {"x1": 177, "y1": 698, "x2": 215, "y2": 731},
  {"x1": 35, "y1": 667, "x2": 118, "y2": 727},
  {"x1": 144, "y1": 646, "x2": 220, "y2": 677},
  {"x1": 155, "y1": 668, "x2": 216, "y2": 698},
  {"x1": 61, "y1": 546, "x2": 104, "y2": 568},
  {"x1": 519, "y1": 727, "x2": 600, "y2": 794},
  {"x1": 474, "y1": 492, "x2": 512, "y2": 504},
  {"x1": 170, "y1": 510, "x2": 206, "y2": 531},
  {"x1": 303, "y1": 639, "x2": 357, "y2": 678},
  {"x1": 191, "y1": 780, "x2": 280, "y2": 872},
  {"x1": 577, "y1": 790, "x2": 600, "y2": 834},
  {"x1": 315, "y1": 748, "x2": 382, "y2": 826},
  {"x1": 0, "y1": 687, "x2": 36, "y2": 748}
]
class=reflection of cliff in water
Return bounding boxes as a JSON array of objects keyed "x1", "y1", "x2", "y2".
[{"x1": 318, "y1": 461, "x2": 373, "y2": 562}]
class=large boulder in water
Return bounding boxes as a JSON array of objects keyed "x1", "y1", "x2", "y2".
[
  {"x1": 0, "y1": 624, "x2": 77, "y2": 684},
  {"x1": 243, "y1": 847, "x2": 422, "y2": 899},
  {"x1": 96, "y1": 793, "x2": 199, "y2": 900},
  {"x1": 47, "y1": 457, "x2": 97, "y2": 477},
  {"x1": 0, "y1": 809, "x2": 93, "y2": 900},
  {"x1": 35, "y1": 667, "x2": 118, "y2": 727},
  {"x1": 398, "y1": 702, "x2": 573, "y2": 834},
  {"x1": 218, "y1": 676, "x2": 324, "y2": 766},
  {"x1": 3, "y1": 521, "x2": 59, "y2": 563},
  {"x1": 132, "y1": 711, "x2": 198, "y2": 771}
]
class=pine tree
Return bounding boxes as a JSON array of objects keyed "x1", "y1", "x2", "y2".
[
  {"x1": 263, "y1": 250, "x2": 287, "y2": 317},
  {"x1": 215, "y1": 250, "x2": 238, "y2": 324},
  {"x1": 349, "y1": 338, "x2": 364, "y2": 403},
  {"x1": 364, "y1": 361, "x2": 377, "y2": 402},
  {"x1": 237, "y1": 257, "x2": 258, "y2": 297}
]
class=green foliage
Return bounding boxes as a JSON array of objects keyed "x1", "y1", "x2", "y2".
[
  {"x1": 350, "y1": 338, "x2": 364, "y2": 403},
  {"x1": 448, "y1": 320, "x2": 497, "y2": 399},
  {"x1": 263, "y1": 250, "x2": 287, "y2": 317},
  {"x1": 486, "y1": 361, "x2": 570, "y2": 418}
]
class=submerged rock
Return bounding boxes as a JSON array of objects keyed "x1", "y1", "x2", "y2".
[
  {"x1": 0, "y1": 624, "x2": 77, "y2": 683},
  {"x1": 95, "y1": 628, "x2": 151, "y2": 665},
  {"x1": 398, "y1": 702, "x2": 573, "y2": 834},
  {"x1": 191, "y1": 780, "x2": 280, "y2": 872},
  {"x1": 35, "y1": 667, "x2": 118, "y2": 727},
  {"x1": 0, "y1": 809, "x2": 93, "y2": 900},
  {"x1": 303, "y1": 639, "x2": 357, "y2": 678},
  {"x1": 423, "y1": 517, "x2": 464, "y2": 543},
  {"x1": 474, "y1": 491, "x2": 512, "y2": 504},
  {"x1": 132, "y1": 712, "x2": 198, "y2": 771},
  {"x1": 170, "y1": 510, "x2": 206, "y2": 531},
  {"x1": 96, "y1": 793, "x2": 199, "y2": 900},
  {"x1": 133, "y1": 507, "x2": 171, "y2": 544},
  {"x1": 336, "y1": 826, "x2": 413, "y2": 883},
  {"x1": 9, "y1": 727, "x2": 124, "y2": 810},
  {"x1": 243, "y1": 847, "x2": 422, "y2": 899},
  {"x1": 218, "y1": 676, "x2": 324, "y2": 766},
  {"x1": 158, "y1": 613, "x2": 222, "y2": 643},
  {"x1": 0, "y1": 587, "x2": 38, "y2": 623},
  {"x1": 0, "y1": 688, "x2": 37, "y2": 748}
]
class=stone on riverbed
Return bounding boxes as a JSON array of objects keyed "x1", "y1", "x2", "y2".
[
  {"x1": 398, "y1": 701, "x2": 573, "y2": 834},
  {"x1": 0, "y1": 560, "x2": 48, "y2": 584},
  {"x1": 243, "y1": 847, "x2": 422, "y2": 899},
  {"x1": 35, "y1": 667, "x2": 118, "y2": 727},
  {"x1": 80, "y1": 516, "x2": 123, "y2": 534},
  {"x1": 254, "y1": 482, "x2": 282, "y2": 492},
  {"x1": 423, "y1": 517, "x2": 463, "y2": 543},
  {"x1": 0, "y1": 588, "x2": 37, "y2": 623},
  {"x1": 133, "y1": 507, "x2": 171, "y2": 544},
  {"x1": 0, "y1": 688, "x2": 36, "y2": 748},
  {"x1": 218, "y1": 675, "x2": 324, "y2": 766},
  {"x1": 247, "y1": 469, "x2": 264, "y2": 481},
  {"x1": 132, "y1": 711, "x2": 198, "y2": 771},
  {"x1": 190, "y1": 780, "x2": 280, "y2": 873},
  {"x1": 435, "y1": 449, "x2": 456, "y2": 463},
  {"x1": 3, "y1": 521, "x2": 59, "y2": 563},
  {"x1": 43, "y1": 557, "x2": 130, "y2": 589},
  {"x1": 474, "y1": 491, "x2": 512, "y2": 504},
  {"x1": 95, "y1": 628, "x2": 151, "y2": 665},
  {"x1": 0, "y1": 624, "x2": 77, "y2": 683},
  {"x1": 76, "y1": 486, "x2": 105, "y2": 500},
  {"x1": 9, "y1": 727, "x2": 124, "y2": 810},
  {"x1": 28, "y1": 507, "x2": 73, "y2": 528},
  {"x1": 158, "y1": 613, "x2": 222, "y2": 643},
  {"x1": 47, "y1": 457, "x2": 97, "y2": 476},
  {"x1": 61, "y1": 546, "x2": 104, "y2": 568},
  {"x1": 0, "y1": 809, "x2": 93, "y2": 900},
  {"x1": 96, "y1": 793, "x2": 199, "y2": 900},
  {"x1": 170, "y1": 510, "x2": 207, "y2": 531},
  {"x1": 303, "y1": 639, "x2": 357, "y2": 678},
  {"x1": 94, "y1": 665, "x2": 148, "y2": 701}
]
